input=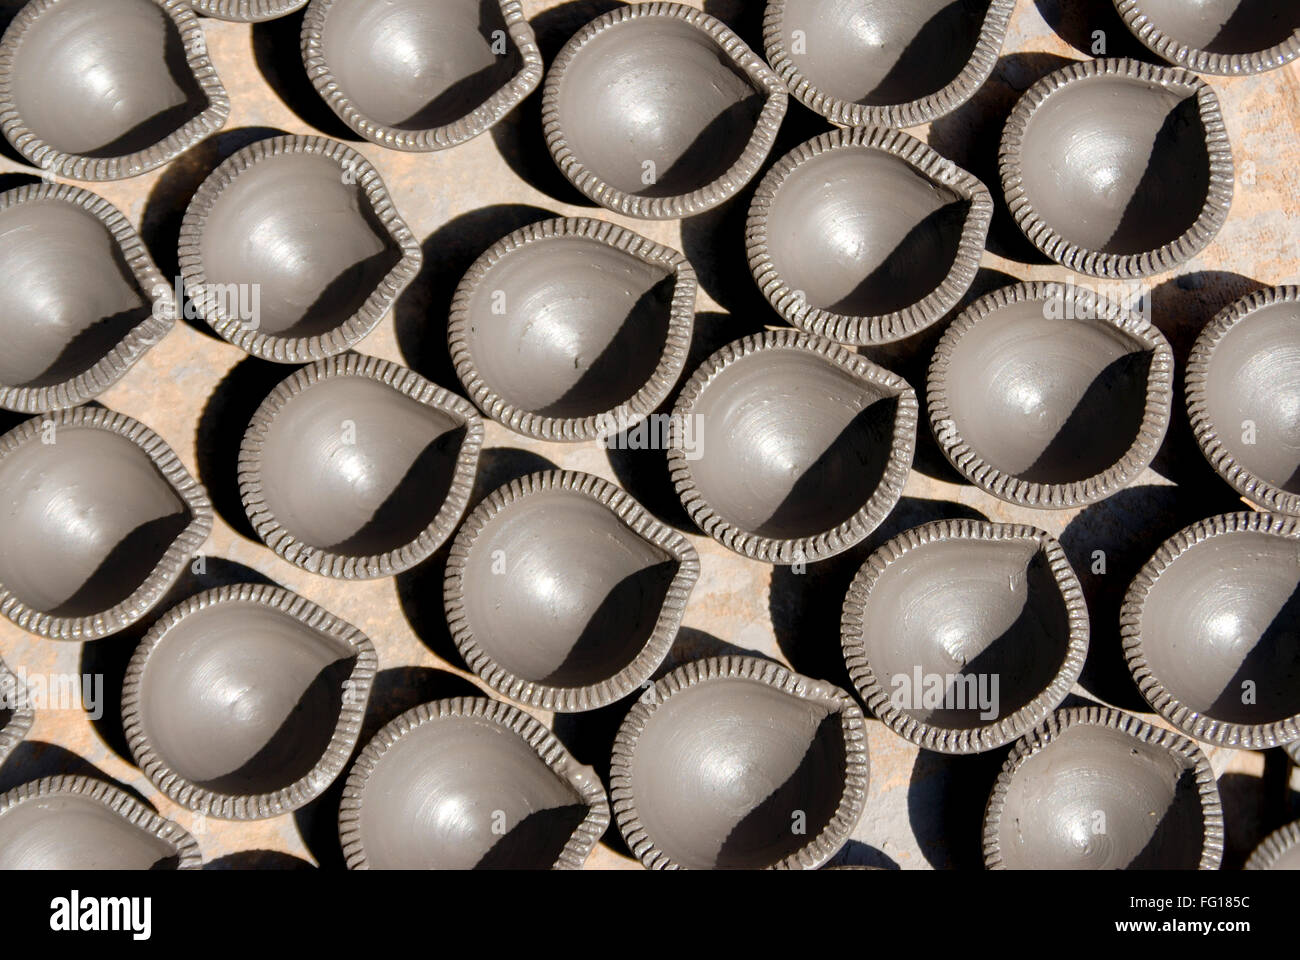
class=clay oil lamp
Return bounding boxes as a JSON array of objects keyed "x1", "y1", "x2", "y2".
[
  {"x1": 0, "y1": 774, "x2": 201, "y2": 869},
  {"x1": 122, "y1": 583, "x2": 378, "y2": 819},
  {"x1": 1121, "y1": 512, "x2": 1300, "y2": 749},
  {"x1": 445, "y1": 469, "x2": 699, "y2": 712},
  {"x1": 239, "y1": 354, "x2": 483, "y2": 579},
  {"x1": 542, "y1": 3, "x2": 788, "y2": 219},
  {"x1": 1246, "y1": 820, "x2": 1300, "y2": 869},
  {"x1": 984, "y1": 707, "x2": 1224, "y2": 869},
  {"x1": 301, "y1": 0, "x2": 542, "y2": 150},
  {"x1": 0, "y1": 183, "x2": 173, "y2": 413},
  {"x1": 179, "y1": 134, "x2": 421, "y2": 362},
  {"x1": 0, "y1": 0, "x2": 229, "y2": 180},
  {"x1": 747, "y1": 127, "x2": 992, "y2": 344},
  {"x1": 448, "y1": 217, "x2": 696, "y2": 440},
  {"x1": 610, "y1": 656, "x2": 868, "y2": 869},
  {"x1": 928, "y1": 281, "x2": 1173, "y2": 508},
  {"x1": 0, "y1": 406, "x2": 212, "y2": 640},
  {"x1": 841, "y1": 519, "x2": 1088, "y2": 753},
  {"x1": 1114, "y1": 0, "x2": 1300, "y2": 75},
  {"x1": 339, "y1": 697, "x2": 610, "y2": 869},
  {"x1": 669, "y1": 329, "x2": 916, "y2": 563},
  {"x1": 1186, "y1": 285, "x2": 1300, "y2": 516},
  {"x1": 763, "y1": 0, "x2": 1017, "y2": 127},
  {"x1": 1001, "y1": 58, "x2": 1232, "y2": 277}
]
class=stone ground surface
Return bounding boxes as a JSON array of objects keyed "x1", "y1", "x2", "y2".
[{"x1": 0, "y1": 0, "x2": 1297, "y2": 870}]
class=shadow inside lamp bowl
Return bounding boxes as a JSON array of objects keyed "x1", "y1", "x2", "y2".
[
  {"x1": 239, "y1": 354, "x2": 483, "y2": 579},
  {"x1": 1187, "y1": 286, "x2": 1300, "y2": 516},
  {"x1": 1246, "y1": 820, "x2": 1300, "y2": 870},
  {"x1": 449, "y1": 217, "x2": 697, "y2": 440},
  {"x1": 747, "y1": 127, "x2": 992, "y2": 344},
  {"x1": 928, "y1": 281, "x2": 1173, "y2": 508},
  {"x1": 611, "y1": 656, "x2": 868, "y2": 870},
  {"x1": 0, "y1": 0, "x2": 229, "y2": 181},
  {"x1": 191, "y1": 0, "x2": 307, "y2": 21},
  {"x1": 445, "y1": 470, "x2": 699, "y2": 713},
  {"x1": 0, "y1": 774, "x2": 201, "y2": 869},
  {"x1": 123, "y1": 583, "x2": 377, "y2": 819},
  {"x1": 0, "y1": 655, "x2": 34, "y2": 767},
  {"x1": 179, "y1": 134, "x2": 421, "y2": 363},
  {"x1": 671, "y1": 330, "x2": 916, "y2": 564},
  {"x1": 1288, "y1": 739, "x2": 1300, "y2": 764},
  {"x1": 984, "y1": 706, "x2": 1223, "y2": 869},
  {"x1": 340, "y1": 697, "x2": 610, "y2": 869},
  {"x1": 0, "y1": 406, "x2": 212, "y2": 641},
  {"x1": 842, "y1": 519, "x2": 1088, "y2": 754},
  {"x1": 542, "y1": 2, "x2": 788, "y2": 219},
  {"x1": 302, "y1": 0, "x2": 542, "y2": 151},
  {"x1": 1114, "y1": 0, "x2": 1300, "y2": 75},
  {"x1": 1121, "y1": 512, "x2": 1300, "y2": 749},
  {"x1": 1001, "y1": 58, "x2": 1232, "y2": 278},
  {"x1": 0, "y1": 183, "x2": 173, "y2": 413},
  {"x1": 763, "y1": 0, "x2": 1016, "y2": 127}
]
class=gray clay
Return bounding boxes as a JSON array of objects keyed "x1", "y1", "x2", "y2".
[
  {"x1": 341, "y1": 698, "x2": 608, "y2": 870},
  {"x1": 0, "y1": 407, "x2": 211, "y2": 640},
  {"x1": 0, "y1": 427, "x2": 184, "y2": 614},
  {"x1": 196, "y1": 148, "x2": 399, "y2": 337},
  {"x1": 0, "y1": 0, "x2": 229, "y2": 180},
  {"x1": 1002, "y1": 59, "x2": 1231, "y2": 277},
  {"x1": 240, "y1": 354, "x2": 483, "y2": 579},
  {"x1": 670, "y1": 330, "x2": 915, "y2": 563},
  {"x1": 748, "y1": 128, "x2": 991, "y2": 343},
  {"x1": 191, "y1": 0, "x2": 307, "y2": 21},
  {"x1": 764, "y1": 0, "x2": 1016, "y2": 127},
  {"x1": 0, "y1": 656, "x2": 34, "y2": 767},
  {"x1": 0, "y1": 184, "x2": 172, "y2": 412},
  {"x1": 446, "y1": 471, "x2": 698, "y2": 712},
  {"x1": 124, "y1": 584, "x2": 376, "y2": 818},
  {"x1": 449, "y1": 218, "x2": 695, "y2": 439},
  {"x1": 842, "y1": 520, "x2": 1087, "y2": 754},
  {"x1": 303, "y1": 0, "x2": 541, "y2": 150},
  {"x1": 183, "y1": 137, "x2": 418, "y2": 360},
  {"x1": 1123, "y1": 513, "x2": 1300, "y2": 747},
  {"x1": 985, "y1": 709, "x2": 1221, "y2": 870},
  {"x1": 1187, "y1": 286, "x2": 1300, "y2": 516},
  {"x1": 611, "y1": 657, "x2": 868, "y2": 870},
  {"x1": 929, "y1": 282, "x2": 1172, "y2": 508},
  {"x1": 0, "y1": 775, "x2": 200, "y2": 869},
  {"x1": 544, "y1": 4, "x2": 787, "y2": 218},
  {"x1": 1115, "y1": 0, "x2": 1300, "y2": 74}
]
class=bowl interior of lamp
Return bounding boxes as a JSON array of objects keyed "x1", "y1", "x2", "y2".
[
  {"x1": 319, "y1": 0, "x2": 522, "y2": 131},
  {"x1": 1139, "y1": 530, "x2": 1300, "y2": 726},
  {"x1": 0, "y1": 426, "x2": 191, "y2": 617},
  {"x1": 995, "y1": 722, "x2": 1206, "y2": 869},
  {"x1": 8, "y1": 0, "x2": 210, "y2": 157},
  {"x1": 463, "y1": 235, "x2": 676, "y2": 418},
  {"x1": 943, "y1": 298, "x2": 1155, "y2": 484},
  {"x1": 257, "y1": 375, "x2": 467, "y2": 557},
  {"x1": 198, "y1": 152, "x2": 401, "y2": 338},
  {"x1": 688, "y1": 347, "x2": 901, "y2": 540},
  {"x1": 1017, "y1": 73, "x2": 1212, "y2": 256},
  {"x1": 357, "y1": 712, "x2": 589, "y2": 869},
  {"x1": 138, "y1": 599, "x2": 358, "y2": 795},
  {"x1": 629, "y1": 677, "x2": 849, "y2": 868},
  {"x1": 555, "y1": 15, "x2": 766, "y2": 198}
]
